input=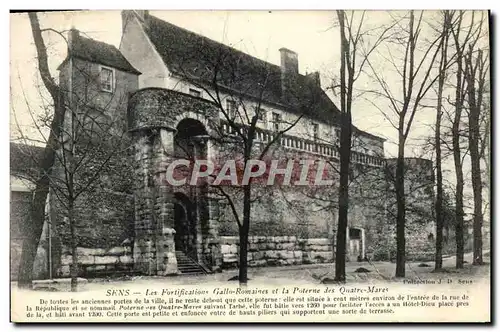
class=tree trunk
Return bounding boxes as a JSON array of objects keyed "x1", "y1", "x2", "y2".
[
  {"x1": 453, "y1": 149, "x2": 465, "y2": 269},
  {"x1": 18, "y1": 13, "x2": 66, "y2": 288},
  {"x1": 334, "y1": 111, "x2": 352, "y2": 282},
  {"x1": 17, "y1": 95, "x2": 64, "y2": 287},
  {"x1": 434, "y1": 100, "x2": 444, "y2": 271},
  {"x1": 465, "y1": 49, "x2": 485, "y2": 266},
  {"x1": 395, "y1": 130, "x2": 406, "y2": 278},
  {"x1": 334, "y1": 10, "x2": 353, "y2": 282},
  {"x1": 434, "y1": 13, "x2": 450, "y2": 271},
  {"x1": 17, "y1": 184, "x2": 49, "y2": 288},
  {"x1": 467, "y1": 94, "x2": 483, "y2": 265},
  {"x1": 238, "y1": 184, "x2": 251, "y2": 286},
  {"x1": 69, "y1": 199, "x2": 78, "y2": 292},
  {"x1": 469, "y1": 119, "x2": 483, "y2": 265},
  {"x1": 453, "y1": 53, "x2": 465, "y2": 269},
  {"x1": 434, "y1": 46, "x2": 447, "y2": 271}
]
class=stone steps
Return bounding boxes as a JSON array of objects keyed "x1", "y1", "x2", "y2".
[{"x1": 175, "y1": 251, "x2": 206, "y2": 275}]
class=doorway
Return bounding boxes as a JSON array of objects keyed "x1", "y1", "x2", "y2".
[
  {"x1": 348, "y1": 227, "x2": 363, "y2": 262},
  {"x1": 174, "y1": 193, "x2": 197, "y2": 259}
]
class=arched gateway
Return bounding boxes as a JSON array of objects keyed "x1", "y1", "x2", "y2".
[{"x1": 128, "y1": 88, "x2": 222, "y2": 275}]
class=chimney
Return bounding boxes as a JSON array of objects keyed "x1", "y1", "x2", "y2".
[
  {"x1": 279, "y1": 48, "x2": 298, "y2": 97},
  {"x1": 279, "y1": 47, "x2": 298, "y2": 75},
  {"x1": 306, "y1": 71, "x2": 321, "y2": 87},
  {"x1": 134, "y1": 10, "x2": 149, "y2": 22},
  {"x1": 122, "y1": 10, "x2": 149, "y2": 31},
  {"x1": 67, "y1": 27, "x2": 79, "y2": 53}
]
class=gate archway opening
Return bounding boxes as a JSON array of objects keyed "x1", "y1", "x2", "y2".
[
  {"x1": 173, "y1": 192, "x2": 197, "y2": 258},
  {"x1": 174, "y1": 118, "x2": 208, "y2": 161}
]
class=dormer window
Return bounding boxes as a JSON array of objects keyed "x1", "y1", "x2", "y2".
[
  {"x1": 272, "y1": 112, "x2": 281, "y2": 131},
  {"x1": 256, "y1": 108, "x2": 267, "y2": 123},
  {"x1": 99, "y1": 66, "x2": 114, "y2": 93},
  {"x1": 335, "y1": 128, "x2": 341, "y2": 140},
  {"x1": 226, "y1": 100, "x2": 237, "y2": 120},
  {"x1": 312, "y1": 123, "x2": 319, "y2": 141}
]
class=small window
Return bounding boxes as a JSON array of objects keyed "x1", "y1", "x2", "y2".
[
  {"x1": 100, "y1": 67, "x2": 114, "y2": 93},
  {"x1": 312, "y1": 123, "x2": 319, "y2": 141},
  {"x1": 335, "y1": 128, "x2": 341, "y2": 140},
  {"x1": 349, "y1": 228, "x2": 361, "y2": 239},
  {"x1": 226, "y1": 100, "x2": 237, "y2": 120},
  {"x1": 272, "y1": 112, "x2": 281, "y2": 131},
  {"x1": 189, "y1": 88, "x2": 201, "y2": 98},
  {"x1": 256, "y1": 108, "x2": 267, "y2": 122}
]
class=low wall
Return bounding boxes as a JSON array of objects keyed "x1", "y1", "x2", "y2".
[
  {"x1": 220, "y1": 236, "x2": 334, "y2": 269},
  {"x1": 58, "y1": 245, "x2": 134, "y2": 278}
]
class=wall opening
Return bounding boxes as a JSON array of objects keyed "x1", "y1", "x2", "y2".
[{"x1": 173, "y1": 192, "x2": 198, "y2": 260}]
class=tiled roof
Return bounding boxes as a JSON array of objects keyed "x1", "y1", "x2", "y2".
[
  {"x1": 58, "y1": 32, "x2": 141, "y2": 75},
  {"x1": 143, "y1": 14, "x2": 342, "y2": 126},
  {"x1": 10, "y1": 142, "x2": 45, "y2": 180}
]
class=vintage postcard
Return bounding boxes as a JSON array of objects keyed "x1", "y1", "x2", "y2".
[{"x1": 9, "y1": 10, "x2": 491, "y2": 323}]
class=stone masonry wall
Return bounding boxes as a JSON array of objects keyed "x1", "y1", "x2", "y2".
[
  {"x1": 220, "y1": 236, "x2": 333, "y2": 269},
  {"x1": 51, "y1": 56, "x2": 139, "y2": 278},
  {"x1": 384, "y1": 158, "x2": 436, "y2": 261},
  {"x1": 216, "y1": 137, "x2": 386, "y2": 253},
  {"x1": 131, "y1": 131, "x2": 158, "y2": 274},
  {"x1": 128, "y1": 89, "x2": 222, "y2": 275},
  {"x1": 58, "y1": 245, "x2": 134, "y2": 278},
  {"x1": 50, "y1": 155, "x2": 136, "y2": 278}
]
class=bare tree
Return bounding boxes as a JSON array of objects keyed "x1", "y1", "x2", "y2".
[
  {"x1": 173, "y1": 40, "x2": 316, "y2": 285},
  {"x1": 434, "y1": 11, "x2": 452, "y2": 271},
  {"x1": 464, "y1": 44, "x2": 489, "y2": 265},
  {"x1": 15, "y1": 13, "x2": 133, "y2": 290},
  {"x1": 333, "y1": 10, "x2": 396, "y2": 281},
  {"x1": 367, "y1": 10, "x2": 445, "y2": 277},
  {"x1": 448, "y1": 10, "x2": 484, "y2": 268},
  {"x1": 45, "y1": 101, "x2": 129, "y2": 291},
  {"x1": 334, "y1": 9, "x2": 352, "y2": 283},
  {"x1": 478, "y1": 82, "x2": 490, "y2": 247},
  {"x1": 15, "y1": 13, "x2": 68, "y2": 288}
]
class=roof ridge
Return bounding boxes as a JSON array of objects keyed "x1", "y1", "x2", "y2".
[
  {"x1": 76, "y1": 34, "x2": 119, "y2": 50},
  {"x1": 147, "y1": 14, "x2": 283, "y2": 72},
  {"x1": 60, "y1": 32, "x2": 141, "y2": 75},
  {"x1": 146, "y1": 14, "x2": 327, "y2": 88}
]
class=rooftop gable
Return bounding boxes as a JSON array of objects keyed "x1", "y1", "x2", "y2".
[{"x1": 58, "y1": 29, "x2": 141, "y2": 75}]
